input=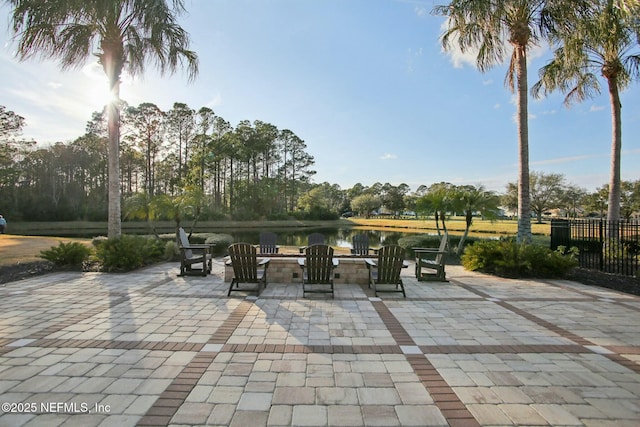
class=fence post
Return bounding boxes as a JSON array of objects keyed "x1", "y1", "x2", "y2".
[
  {"x1": 550, "y1": 219, "x2": 570, "y2": 251},
  {"x1": 599, "y1": 219, "x2": 604, "y2": 272}
]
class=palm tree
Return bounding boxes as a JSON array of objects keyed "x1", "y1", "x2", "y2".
[
  {"x1": 123, "y1": 191, "x2": 160, "y2": 236},
  {"x1": 432, "y1": 0, "x2": 564, "y2": 243},
  {"x1": 416, "y1": 182, "x2": 454, "y2": 236},
  {"x1": 532, "y1": 0, "x2": 640, "y2": 222},
  {"x1": 454, "y1": 185, "x2": 500, "y2": 255},
  {"x1": 7, "y1": 0, "x2": 199, "y2": 238}
]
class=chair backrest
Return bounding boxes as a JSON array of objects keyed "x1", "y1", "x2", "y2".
[
  {"x1": 178, "y1": 227, "x2": 193, "y2": 259},
  {"x1": 435, "y1": 233, "x2": 449, "y2": 264},
  {"x1": 351, "y1": 233, "x2": 370, "y2": 255},
  {"x1": 307, "y1": 233, "x2": 325, "y2": 246},
  {"x1": 228, "y1": 243, "x2": 259, "y2": 283},
  {"x1": 375, "y1": 245, "x2": 405, "y2": 284},
  {"x1": 259, "y1": 232, "x2": 278, "y2": 254},
  {"x1": 304, "y1": 244, "x2": 334, "y2": 284}
]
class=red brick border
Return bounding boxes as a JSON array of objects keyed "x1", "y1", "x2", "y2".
[
  {"x1": 137, "y1": 351, "x2": 218, "y2": 426},
  {"x1": 371, "y1": 300, "x2": 481, "y2": 427}
]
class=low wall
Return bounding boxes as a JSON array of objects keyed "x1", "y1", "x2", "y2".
[{"x1": 224, "y1": 254, "x2": 373, "y2": 285}]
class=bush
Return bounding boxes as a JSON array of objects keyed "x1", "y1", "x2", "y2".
[
  {"x1": 39, "y1": 241, "x2": 92, "y2": 269},
  {"x1": 398, "y1": 234, "x2": 478, "y2": 264},
  {"x1": 205, "y1": 233, "x2": 234, "y2": 256},
  {"x1": 94, "y1": 235, "x2": 167, "y2": 272},
  {"x1": 164, "y1": 240, "x2": 179, "y2": 261},
  {"x1": 159, "y1": 231, "x2": 234, "y2": 256},
  {"x1": 397, "y1": 234, "x2": 443, "y2": 256},
  {"x1": 461, "y1": 238, "x2": 578, "y2": 278}
]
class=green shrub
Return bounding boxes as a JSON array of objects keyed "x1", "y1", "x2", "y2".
[
  {"x1": 39, "y1": 241, "x2": 92, "y2": 268},
  {"x1": 94, "y1": 235, "x2": 167, "y2": 272},
  {"x1": 397, "y1": 234, "x2": 443, "y2": 256},
  {"x1": 205, "y1": 233, "x2": 234, "y2": 256},
  {"x1": 461, "y1": 238, "x2": 578, "y2": 278},
  {"x1": 164, "y1": 240, "x2": 179, "y2": 261},
  {"x1": 159, "y1": 231, "x2": 233, "y2": 256}
]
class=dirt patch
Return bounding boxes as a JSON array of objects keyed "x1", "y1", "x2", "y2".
[
  {"x1": 0, "y1": 261, "x2": 55, "y2": 285},
  {"x1": 0, "y1": 235, "x2": 93, "y2": 285}
]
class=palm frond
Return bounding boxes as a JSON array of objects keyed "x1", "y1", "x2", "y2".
[
  {"x1": 7, "y1": 0, "x2": 199, "y2": 81},
  {"x1": 623, "y1": 54, "x2": 640, "y2": 79}
]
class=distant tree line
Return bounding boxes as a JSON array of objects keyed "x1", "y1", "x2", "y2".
[
  {"x1": 1, "y1": 104, "x2": 638, "y2": 225},
  {"x1": 0, "y1": 103, "x2": 315, "y2": 221}
]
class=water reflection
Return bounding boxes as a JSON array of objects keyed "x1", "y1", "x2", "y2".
[{"x1": 228, "y1": 228, "x2": 421, "y2": 249}]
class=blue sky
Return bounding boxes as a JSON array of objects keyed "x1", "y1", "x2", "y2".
[{"x1": 1, "y1": 0, "x2": 639, "y2": 193}]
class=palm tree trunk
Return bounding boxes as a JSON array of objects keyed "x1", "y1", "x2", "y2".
[
  {"x1": 107, "y1": 99, "x2": 121, "y2": 238},
  {"x1": 103, "y1": 45, "x2": 123, "y2": 239},
  {"x1": 457, "y1": 210, "x2": 472, "y2": 255},
  {"x1": 515, "y1": 45, "x2": 532, "y2": 244},
  {"x1": 606, "y1": 75, "x2": 622, "y2": 223}
]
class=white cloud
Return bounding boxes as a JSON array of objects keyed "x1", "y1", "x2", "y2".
[
  {"x1": 380, "y1": 153, "x2": 397, "y2": 160},
  {"x1": 590, "y1": 105, "x2": 605, "y2": 112},
  {"x1": 206, "y1": 93, "x2": 223, "y2": 109},
  {"x1": 414, "y1": 6, "x2": 428, "y2": 17},
  {"x1": 482, "y1": 79, "x2": 493, "y2": 85},
  {"x1": 442, "y1": 43, "x2": 478, "y2": 69}
]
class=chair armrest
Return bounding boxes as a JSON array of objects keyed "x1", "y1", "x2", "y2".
[
  {"x1": 183, "y1": 243, "x2": 210, "y2": 250},
  {"x1": 364, "y1": 258, "x2": 377, "y2": 268},
  {"x1": 181, "y1": 244, "x2": 209, "y2": 254},
  {"x1": 332, "y1": 258, "x2": 339, "y2": 268},
  {"x1": 414, "y1": 248, "x2": 446, "y2": 255},
  {"x1": 259, "y1": 258, "x2": 271, "y2": 267}
]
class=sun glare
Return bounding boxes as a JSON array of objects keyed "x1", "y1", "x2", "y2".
[{"x1": 81, "y1": 61, "x2": 133, "y2": 108}]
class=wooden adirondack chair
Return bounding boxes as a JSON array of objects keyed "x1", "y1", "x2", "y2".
[
  {"x1": 365, "y1": 245, "x2": 406, "y2": 297},
  {"x1": 177, "y1": 227, "x2": 213, "y2": 277},
  {"x1": 227, "y1": 243, "x2": 270, "y2": 296},
  {"x1": 413, "y1": 233, "x2": 448, "y2": 282},
  {"x1": 351, "y1": 233, "x2": 371, "y2": 255},
  {"x1": 257, "y1": 232, "x2": 279, "y2": 254},
  {"x1": 299, "y1": 232, "x2": 326, "y2": 253},
  {"x1": 299, "y1": 244, "x2": 337, "y2": 298}
]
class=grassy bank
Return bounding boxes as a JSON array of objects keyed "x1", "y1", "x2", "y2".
[
  {"x1": 348, "y1": 217, "x2": 551, "y2": 237},
  {"x1": 7, "y1": 217, "x2": 551, "y2": 237},
  {"x1": 0, "y1": 235, "x2": 91, "y2": 267}
]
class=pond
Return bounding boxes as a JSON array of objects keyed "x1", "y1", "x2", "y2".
[{"x1": 224, "y1": 227, "x2": 436, "y2": 250}]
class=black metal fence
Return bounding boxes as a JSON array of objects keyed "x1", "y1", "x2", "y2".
[{"x1": 551, "y1": 219, "x2": 639, "y2": 277}]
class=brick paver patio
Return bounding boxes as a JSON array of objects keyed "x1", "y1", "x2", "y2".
[{"x1": 1, "y1": 260, "x2": 639, "y2": 426}]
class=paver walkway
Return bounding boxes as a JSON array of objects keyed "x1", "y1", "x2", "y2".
[{"x1": 0, "y1": 260, "x2": 639, "y2": 426}]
